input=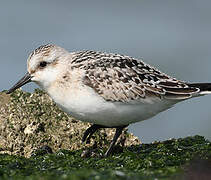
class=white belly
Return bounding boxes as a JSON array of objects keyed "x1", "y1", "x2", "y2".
[{"x1": 47, "y1": 84, "x2": 179, "y2": 127}]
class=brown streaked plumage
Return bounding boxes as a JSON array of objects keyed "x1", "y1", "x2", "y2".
[
  {"x1": 29, "y1": 44, "x2": 55, "y2": 59},
  {"x1": 71, "y1": 50, "x2": 200, "y2": 102}
]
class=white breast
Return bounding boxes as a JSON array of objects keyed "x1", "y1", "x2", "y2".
[{"x1": 46, "y1": 80, "x2": 179, "y2": 127}]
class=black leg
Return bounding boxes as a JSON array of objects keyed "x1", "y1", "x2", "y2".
[
  {"x1": 82, "y1": 124, "x2": 104, "y2": 143},
  {"x1": 104, "y1": 125, "x2": 127, "y2": 157}
]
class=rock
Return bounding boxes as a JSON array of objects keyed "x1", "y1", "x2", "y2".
[{"x1": 0, "y1": 89, "x2": 141, "y2": 157}]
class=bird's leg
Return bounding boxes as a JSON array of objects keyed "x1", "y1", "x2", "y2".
[
  {"x1": 104, "y1": 125, "x2": 127, "y2": 157},
  {"x1": 82, "y1": 124, "x2": 104, "y2": 144}
]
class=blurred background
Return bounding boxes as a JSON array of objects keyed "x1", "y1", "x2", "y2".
[{"x1": 1, "y1": 0, "x2": 211, "y2": 143}]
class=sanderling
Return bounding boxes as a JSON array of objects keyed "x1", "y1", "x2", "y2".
[{"x1": 7, "y1": 44, "x2": 211, "y2": 156}]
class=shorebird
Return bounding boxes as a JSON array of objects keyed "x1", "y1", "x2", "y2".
[{"x1": 7, "y1": 44, "x2": 211, "y2": 156}]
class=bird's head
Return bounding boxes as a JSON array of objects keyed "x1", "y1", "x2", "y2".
[{"x1": 7, "y1": 44, "x2": 69, "y2": 94}]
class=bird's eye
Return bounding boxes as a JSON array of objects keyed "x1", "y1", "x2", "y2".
[{"x1": 39, "y1": 61, "x2": 47, "y2": 68}]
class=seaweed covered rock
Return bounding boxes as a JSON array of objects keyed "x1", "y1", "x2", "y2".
[
  {"x1": 0, "y1": 135, "x2": 211, "y2": 179},
  {"x1": 0, "y1": 89, "x2": 140, "y2": 157},
  {"x1": 1, "y1": 90, "x2": 211, "y2": 179}
]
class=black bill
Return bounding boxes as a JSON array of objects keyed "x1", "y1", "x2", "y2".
[{"x1": 7, "y1": 72, "x2": 32, "y2": 94}]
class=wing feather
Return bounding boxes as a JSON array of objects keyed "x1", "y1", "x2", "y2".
[{"x1": 72, "y1": 51, "x2": 200, "y2": 102}]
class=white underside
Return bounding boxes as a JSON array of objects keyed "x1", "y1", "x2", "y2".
[
  {"x1": 46, "y1": 82, "x2": 182, "y2": 127},
  {"x1": 199, "y1": 91, "x2": 211, "y2": 95}
]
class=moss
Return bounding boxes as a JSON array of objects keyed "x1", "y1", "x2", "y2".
[{"x1": 0, "y1": 136, "x2": 210, "y2": 179}]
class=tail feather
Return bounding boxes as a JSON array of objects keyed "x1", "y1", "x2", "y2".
[{"x1": 188, "y1": 83, "x2": 211, "y2": 95}]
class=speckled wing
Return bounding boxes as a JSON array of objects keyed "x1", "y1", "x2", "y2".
[{"x1": 71, "y1": 51, "x2": 200, "y2": 102}]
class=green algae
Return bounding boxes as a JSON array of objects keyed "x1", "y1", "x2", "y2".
[{"x1": 0, "y1": 135, "x2": 211, "y2": 179}]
